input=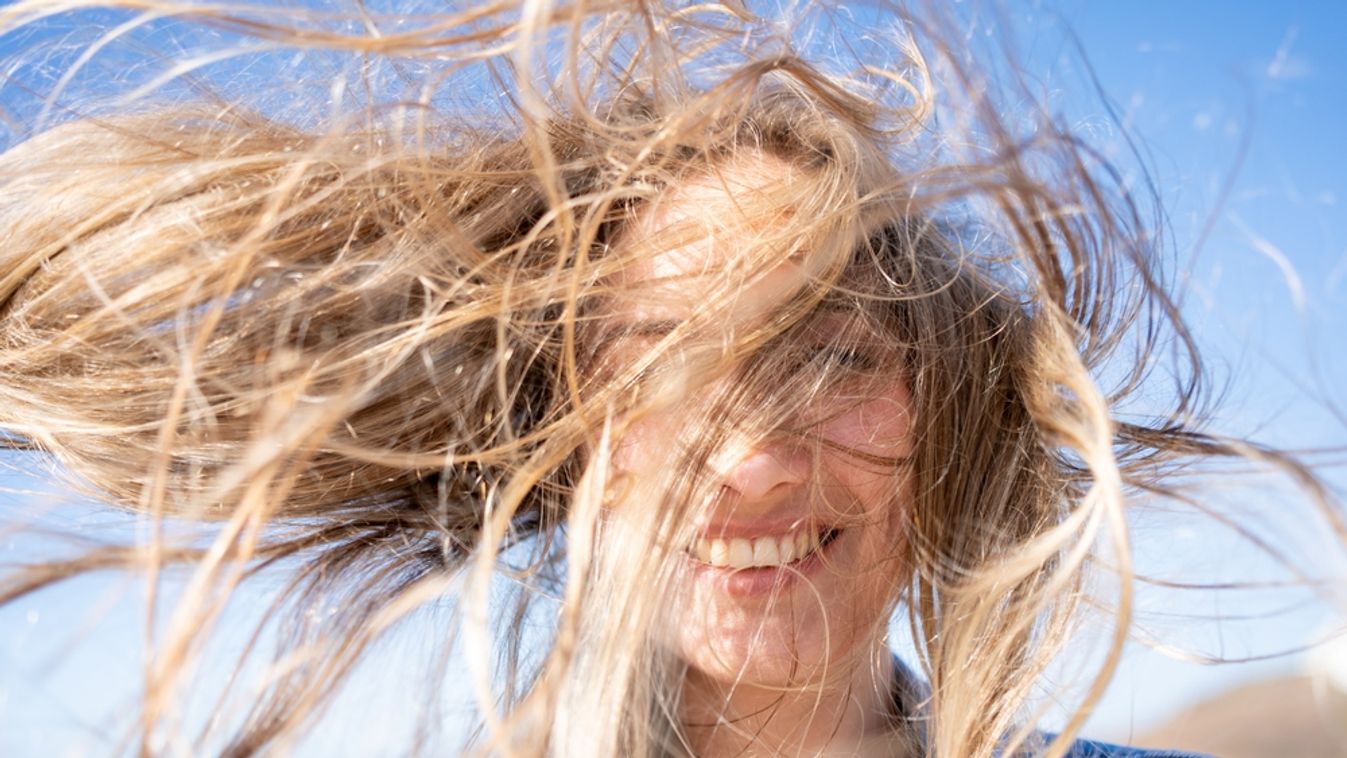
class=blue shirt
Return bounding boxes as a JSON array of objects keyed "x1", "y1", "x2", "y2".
[
  {"x1": 1063, "y1": 739, "x2": 1212, "y2": 758},
  {"x1": 892, "y1": 656, "x2": 1213, "y2": 758}
]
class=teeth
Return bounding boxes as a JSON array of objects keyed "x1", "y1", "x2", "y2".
[
  {"x1": 694, "y1": 538, "x2": 712, "y2": 563},
  {"x1": 709, "y1": 539, "x2": 730, "y2": 566},
  {"x1": 752, "y1": 537, "x2": 780, "y2": 566},
  {"x1": 727, "y1": 538, "x2": 754, "y2": 568},
  {"x1": 689, "y1": 529, "x2": 831, "y2": 568}
]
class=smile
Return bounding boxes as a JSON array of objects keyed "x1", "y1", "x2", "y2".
[{"x1": 687, "y1": 527, "x2": 843, "y2": 569}]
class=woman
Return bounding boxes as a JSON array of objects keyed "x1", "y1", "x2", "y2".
[{"x1": 0, "y1": 1, "x2": 1337, "y2": 756}]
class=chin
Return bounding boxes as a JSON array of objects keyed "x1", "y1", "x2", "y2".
[
  {"x1": 675, "y1": 577, "x2": 870, "y2": 688},
  {"x1": 673, "y1": 525, "x2": 895, "y2": 688}
]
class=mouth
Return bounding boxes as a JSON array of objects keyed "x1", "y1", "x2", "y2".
[{"x1": 687, "y1": 527, "x2": 843, "y2": 569}]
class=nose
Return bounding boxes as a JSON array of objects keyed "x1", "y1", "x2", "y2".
[{"x1": 717, "y1": 438, "x2": 810, "y2": 505}]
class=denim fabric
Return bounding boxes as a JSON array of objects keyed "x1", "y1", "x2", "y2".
[
  {"x1": 893, "y1": 656, "x2": 1213, "y2": 758},
  {"x1": 1062, "y1": 738, "x2": 1214, "y2": 758}
]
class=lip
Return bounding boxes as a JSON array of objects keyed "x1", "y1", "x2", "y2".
[
  {"x1": 692, "y1": 516, "x2": 819, "y2": 541},
  {"x1": 689, "y1": 527, "x2": 845, "y2": 597}
]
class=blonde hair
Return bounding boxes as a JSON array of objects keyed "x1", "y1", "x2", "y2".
[{"x1": 0, "y1": 2, "x2": 1341, "y2": 756}]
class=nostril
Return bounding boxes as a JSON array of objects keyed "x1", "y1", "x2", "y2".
[{"x1": 719, "y1": 446, "x2": 809, "y2": 503}]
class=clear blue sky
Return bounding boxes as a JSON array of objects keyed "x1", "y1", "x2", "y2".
[
  {"x1": 1, "y1": 1, "x2": 1344, "y2": 753},
  {"x1": 1039, "y1": 0, "x2": 1347, "y2": 740}
]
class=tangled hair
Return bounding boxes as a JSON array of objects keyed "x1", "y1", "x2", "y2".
[{"x1": 0, "y1": 2, "x2": 1341, "y2": 756}]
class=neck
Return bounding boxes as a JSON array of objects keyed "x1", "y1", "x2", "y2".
[{"x1": 680, "y1": 643, "x2": 897, "y2": 757}]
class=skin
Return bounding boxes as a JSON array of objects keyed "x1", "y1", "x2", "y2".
[{"x1": 597, "y1": 154, "x2": 916, "y2": 755}]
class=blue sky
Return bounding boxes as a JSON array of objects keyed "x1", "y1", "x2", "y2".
[
  {"x1": 1, "y1": 1, "x2": 1345, "y2": 753},
  {"x1": 1021, "y1": 0, "x2": 1347, "y2": 739}
]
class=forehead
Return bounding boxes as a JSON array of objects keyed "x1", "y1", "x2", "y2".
[{"x1": 607, "y1": 153, "x2": 818, "y2": 324}]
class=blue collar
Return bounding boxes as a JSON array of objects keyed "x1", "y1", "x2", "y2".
[{"x1": 890, "y1": 655, "x2": 1211, "y2": 757}]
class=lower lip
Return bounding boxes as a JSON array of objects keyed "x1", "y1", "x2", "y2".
[{"x1": 689, "y1": 530, "x2": 843, "y2": 598}]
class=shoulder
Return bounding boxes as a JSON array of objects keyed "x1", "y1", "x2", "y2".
[{"x1": 1060, "y1": 737, "x2": 1214, "y2": 758}]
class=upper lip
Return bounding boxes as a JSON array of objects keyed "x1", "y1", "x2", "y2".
[{"x1": 693, "y1": 516, "x2": 825, "y2": 540}]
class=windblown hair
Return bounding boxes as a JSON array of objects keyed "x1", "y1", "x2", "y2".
[{"x1": 0, "y1": 2, "x2": 1340, "y2": 757}]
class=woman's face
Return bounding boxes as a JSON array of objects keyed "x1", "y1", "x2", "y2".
[{"x1": 597, "y1": 154, "x2": 914, "y2": 689}]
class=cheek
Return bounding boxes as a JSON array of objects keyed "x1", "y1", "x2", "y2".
[
  {"x1": 819, "y1": 382, "x2": 914, "y2": 460},
  {"x1": 609, "y1": 413, "x2": 673, "y2": 477},
  {"x1": 817, "y1": 382, "x2": 914, "y2": 517},
  {"x1": 605, "y1": 411, "x2": 692, "y2": 518}
]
